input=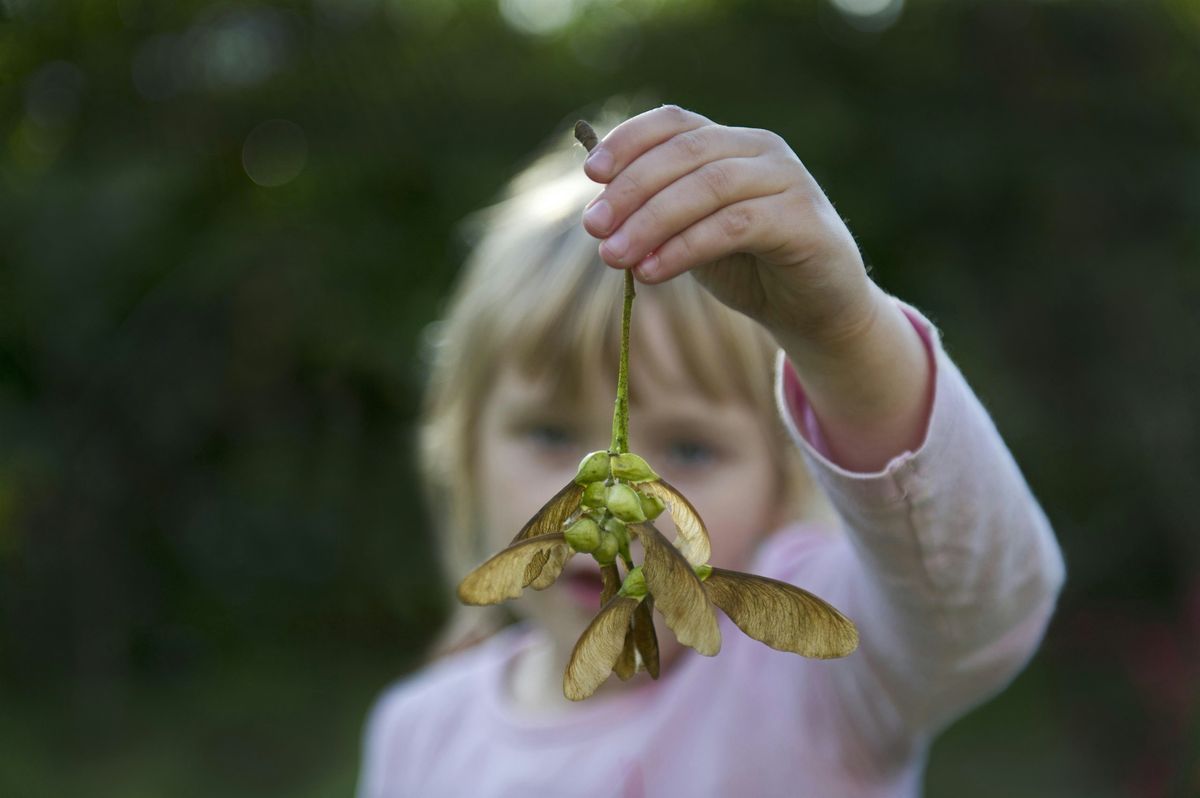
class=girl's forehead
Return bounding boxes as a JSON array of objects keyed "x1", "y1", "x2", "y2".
[
  {"x1": 508, "y1": 298, "x2": 705, "y2": 398},
  {"x1": 625, "y1": 299, "x2": 702, "y2": 395},
  {"x1": 497, "y1": 339, "x2": 731, "y2": 418}
]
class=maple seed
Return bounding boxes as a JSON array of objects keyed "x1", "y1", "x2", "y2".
[
  {"x1": 635, "y1": 521, "x2": 722, "y2": 656},
  {"x1": 600, "y1": 563, "x2": 622, "y2": 606},
  {"x1": 611, "y1": 452, "x2": 659, "y2": 483},
  {"x1": 602, "y1": 517, "x2": 628, "y2": 538},
  {"x1": 603, "y1": 516, "x2": 630, "y2": 559},
  {"x1": 605, "y1": 483, "x2": 647, "y2": 523},
  {"x1": 564, "y1": 595, "x2": 638, "y2": 701},
  {"x1": 458, "y1": 532, "x2": 571, "y2": 605},
  {"x1": 575, "y1": 450, "x2": 611, "y2": 485},
  {"x1": 702, "y1": 567, "x2": 859, "y2": 658},
  {"x1": 638, "y1": 491, "x2": 666, "y2": 520},
  {"x1": 510, "y1": 481, "x2": 585, "y2": 546},
  {"x1": 564, "y1": 517, "x2": 602, "y2": 553},
  {"x1": 618, "y1": 566, "x2": 647, "y2": 599},
  {"x1": 633, "y1": 598, "x2": 660, "y2": 678},
  {"x1": 637, "y1": 479, "x2": 711, "y2": 566},
  {"x1": 593, "y1": 529, "x2": 619, "y2": 565},
  {"x1": 581, "y1": 480, "x2": 607, "y2": 509}
]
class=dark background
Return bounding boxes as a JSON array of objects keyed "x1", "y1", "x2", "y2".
[{"x1": 2, "y1": 0, "x2": 1198, "y2": 795}]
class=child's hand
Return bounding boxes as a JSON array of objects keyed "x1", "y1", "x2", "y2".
[
  {"x1": 581, "y1": 105, "x2": 878, "y2": 356},
  {"x1": 581, "y1": 105, "x2": 934, "y2": 473}
]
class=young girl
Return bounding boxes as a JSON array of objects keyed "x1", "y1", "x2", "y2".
[{"x1": 357, "y1": 105, "x2": 1066, "y2": 796}]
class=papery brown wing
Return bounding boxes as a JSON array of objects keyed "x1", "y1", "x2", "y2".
[
  {"x1": 604, "y1": 564, "x2": 638, "y2": 681},
  {"x1": 614, "y1": 623, "x2": 637, "y2": 681},
  {"x1": 526, "y1": 542, "x2": 574, "y2": 590},
  {"x1": 564, "y1": 595, "x2": 639, "y2": 701},
  {"x1": 506, "y1": 480, "x2": 582, "y2": 589},
  {"x1": 638, "y1": 479, "x2": 711, "y2": 566},
  {"x1": 703, "y1": 567, "x2": 858, "y2": 658},
  {"x1": 603, "y1": 564, "x2": 636, "y2": 680},
  {"x1": 633, "y1": 522, "x2": 721, "y2": 656},
  {"x1": 600, "y1": 563, "x2": 621, "y2": 607},
  {"x1": 510, "y1": 481, "x2": 585, "y2": 545},
  {"x1": 457, "y1": 533, "x2": 570, "y2": 605},
  {"x1": 633, "y1": 597, "x2": 660, "y2": 679}
]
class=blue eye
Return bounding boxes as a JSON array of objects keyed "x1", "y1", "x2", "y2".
[
  {"x1": 526, "y1": 424, "x2": 574, "y2": 450},
  {"x1": 666, "y1": 440, "x2": 716, "y2": 467}
]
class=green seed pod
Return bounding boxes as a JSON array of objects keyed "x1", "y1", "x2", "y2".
[
  {"x1": 605, "y1": 483, "x2": 646, "y2": 523},
  {"x1": 603, "y1": 516, "x2": 628, "y2": 543},
  {"x1": 574, "y1": 450, "x2": 610, "y2": 486},
  {"x1": 581, "y1": 480, "x2": 607, "y2": 509},
  {"x1": 637, "y1": 491, "x2": 666, "y2": 520},
  {"x1": 563, "y1": 517, "x2": 601, "y2": 553},
  {"x1": 610, "y1": 453, "x2": 659, "y2": 483},
  {"x1": 618, "y1": 566, "x2": 647, "y2": 599},
  {"x1": 593, "y1": 529, "x2": 619, "y2": 565},
  {"x1": 603, "y1": 517, "x2": 631, "y2": 564},
  {"x1": 694, "y1": 563, "x2": 713, "y2": 581}
]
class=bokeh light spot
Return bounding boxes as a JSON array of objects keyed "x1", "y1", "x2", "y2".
[
  {"x1": 499, "y1": 0, "x2": 581, "y2": 35},
  {"x1": 828, "y1": 0, "x2": 904, "y2": 31},
  {"x1": 242, "y1": 119, "x2": 308, "y2": 188},
  {"x1": 190, "y1": 9, "x2": 287, "y2": 90}
]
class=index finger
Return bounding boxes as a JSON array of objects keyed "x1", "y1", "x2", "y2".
[{"x1": 584, "y1": 105, "x2": 714, "y2": 184}]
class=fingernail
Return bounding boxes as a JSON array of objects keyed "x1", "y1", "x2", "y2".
[
  {"x1": 583, "y1": 200, "x2": 612, "y2": 234},
  {"x1": 586, "y1": 147, "x2": 613, "y2": 176},
  {"x1": 636, "y1": 254, "x2": 659, "y2": 281},
  {"x1": 602, "y1": 231, "x2": 628, "y2": 261}
]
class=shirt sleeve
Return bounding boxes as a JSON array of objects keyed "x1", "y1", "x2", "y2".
[{"x1": 773, "y1": 294, "x2": 1067, "y2": 746}]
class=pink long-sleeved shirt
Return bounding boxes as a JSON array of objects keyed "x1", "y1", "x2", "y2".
[{"x1": 357, "y1": 298, "x2": 1066, "y2": 797}]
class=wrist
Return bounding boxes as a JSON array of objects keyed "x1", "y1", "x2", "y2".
[
  {"x1": 773, "y1": 284, "x2": 934, "y2": 472},
  {"x1": 769, "y1": 280, "x2": 888, "y2": 377}
]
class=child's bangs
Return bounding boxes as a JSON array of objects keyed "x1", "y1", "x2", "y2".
[
  {"x1": 502, "y1": 239, "x2": 624, "y2": 408},
  {"x1": 460, "y1": 144, "x2": 778, "y2": 417},
  {"x1": 500, "y1": 253, "x2": 777, "y2": 415}
]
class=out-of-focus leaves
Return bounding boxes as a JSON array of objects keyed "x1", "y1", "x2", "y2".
[{"x1": 0, "y1": 0, "x2": 1196, "y2": 794}]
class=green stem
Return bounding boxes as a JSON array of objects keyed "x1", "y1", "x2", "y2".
[
  {"x1": 610, "y1": 269, "x2": 635, "y2": 454},
  {"x1": 575, "y1": 121, "x2": 634, "y2": 458}
]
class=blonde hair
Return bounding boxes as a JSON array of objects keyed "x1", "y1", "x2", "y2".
[{"x1": 416, "y1": 111, "x2": 830, "y2": 657}]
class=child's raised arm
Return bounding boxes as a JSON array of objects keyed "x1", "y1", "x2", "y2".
[
  {"x1": 581, "y1": 104, "x2": 933, "y2": 473},
  {"x1": 581, "y1": 104, "x2": 1066, "y2": 746}
]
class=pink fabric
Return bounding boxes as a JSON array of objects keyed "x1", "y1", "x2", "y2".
[
  {"x1": 780, "y1": 304, "x2": 937, "y2": 467},
  {"x1": 357, "y1": 297, "x2": 1066, "y2": 798}
]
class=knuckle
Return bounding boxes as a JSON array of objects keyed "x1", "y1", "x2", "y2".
[
  {"x1": 675, "y1": 226, "x2": 703, "y2": 262},
  {"x1": 696, "y1": 162, "x2": 732, "y2": 202},
  {"x1": 753, "y1": 127, "x2": 785, "y2": 149},
  {"x1": 612, "y1": 169, "x2": 644, "y2": 204},
  {"x1": 640, "y1": 197, "x2": 668, "y2": 231},
  {"x1": 673, "y1": 128, "x2": 708, "y2": 161},
  {"x1": 660, "y1": 103, "x2": 688, "y2": 121},
  {"x1": 789, "y1": 185, "x2": 823, "y2": 218},
  {"x1": 719, "y1": 205, "x2": 755, "y2": 240}
]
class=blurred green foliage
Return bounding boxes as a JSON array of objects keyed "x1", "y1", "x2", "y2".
[{"x1": 1, "y1": 0, "x2": 1198, "y2": 795}]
